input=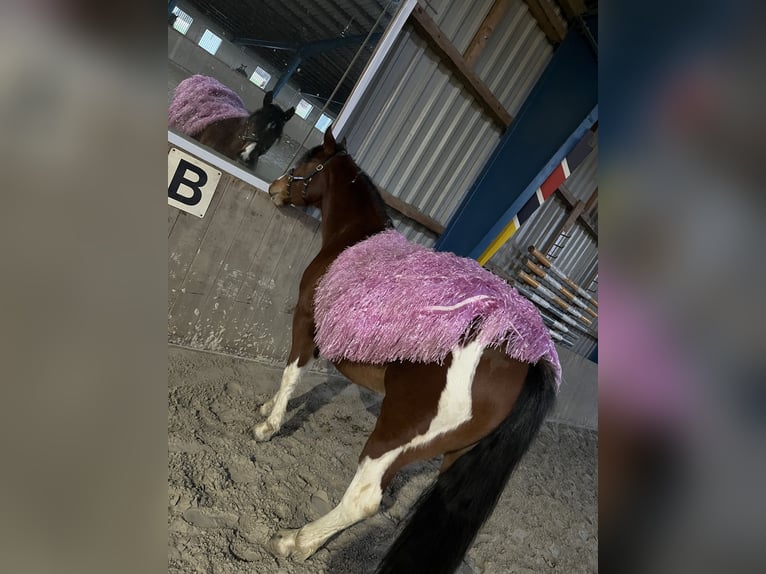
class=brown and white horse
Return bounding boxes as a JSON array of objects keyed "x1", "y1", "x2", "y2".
[{"x1": 257, "y1": 127, "x2": 559, "y2": 573}]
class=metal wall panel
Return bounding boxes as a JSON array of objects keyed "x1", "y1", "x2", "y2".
[
  {"x1": 474, "y1": 1, "x2": 555, "y2": 116},
  {"x1": 488, "y1": 196, "x2": 568, "y2": 272},
  {"x1": 343, "y1": 0, "x2": 553, "y2": 243},
  {"x1": 489, "y1": 143, "x2": 598, "y2": 282},
  {"x1": 562, "y1": 136, "x2": 598, "y2": 201},
  {"x1": 486, "y1": 143, "x2": 598, "y2": 358}
]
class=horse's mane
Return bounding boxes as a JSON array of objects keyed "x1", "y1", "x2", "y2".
[{"x1": 355, "y1": 170, "x2": 394, "y2": 229}]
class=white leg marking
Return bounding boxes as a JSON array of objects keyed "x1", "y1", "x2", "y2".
[
  {"x1": 268, "y1": 341, "x2": 485, "y2": 561},
  {"x1": 408, "y1": 340, "x2": 484, "y2": 449},
  {"x1": 270, "y1": 451, "x2": 399, "y2": 560},
  {"x1": 240, "y1": 142, "x2": 257, "y2": 161},
  {"x1": 253, "y1": 359, "x2": 308, "y2": 441}
]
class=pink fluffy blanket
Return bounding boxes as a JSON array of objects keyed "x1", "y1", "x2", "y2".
[
  {"x1": 168, "y1": 75, "x2": 249, "y2": 136},
  {"x1": 314, "y1": 230, "x2": 561, "y2": 387}
]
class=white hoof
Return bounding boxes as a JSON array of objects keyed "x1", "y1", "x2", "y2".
[
  {"x1": 268, "y1": 528, "x2": 298, "y2": 558},
  {"x1": 252, "y1": 421, "x2": 277, "y2": 442}
]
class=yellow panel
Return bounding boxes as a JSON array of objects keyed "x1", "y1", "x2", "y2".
[{"x1": 477, "y1": 218, "x2": 519, "y2": 265}]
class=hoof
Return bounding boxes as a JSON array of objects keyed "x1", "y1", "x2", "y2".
[
  {"x1": 266, "y1": 529, "x2": 318, "y2": 562},
  {"x1": 268, "y1": 528, "x2": 298, "y2": 558},
  {"x1": 252, "y1": 421, "x2": 276, "y2": 442},
  {"x1": 292, "y1": 544, "x2": 317, "y2": 562}
]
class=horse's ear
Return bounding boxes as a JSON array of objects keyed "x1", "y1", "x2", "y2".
[
  {"x1": 323, "y1": 125, "x2": 337, "y2": 154},
  {"x1": 284, "y1": 107, "x2": 295, "y2": 121},
  {"x1": 340, "y1": 136, "x2": 348, "y2": 150},
  {"x1": 263, "y1": 91, "x2": 273, "y2": 105}
]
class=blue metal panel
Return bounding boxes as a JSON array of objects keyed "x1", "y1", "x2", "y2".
[{"x1": 435, "y1": 25, "x2": 597, "y2": 257}]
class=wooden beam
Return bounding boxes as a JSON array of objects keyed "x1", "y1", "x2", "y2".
[
  {"x1": 560, "y1": 200, "x2": 586, "y2": 234},
  {"x1": 378, "y1": 188, "x2": 445, "y2": 235},
  {"x1": 582, "y1": 187, "x2": 598, "y2": 214},
  {"x1": 524, "y1": 0, "x2": 566, "y2": 44},
  {"x1": 556, "y1": 0, "x2": 586, "y2": 22},
  {"x1": 409, "y1": 4, "x2": 513, "y2": 129},
  {"x1": 555, "y1": 182, "x2": 577, "y2": 207},
  {"x1": 463, "y1": 0, "x2": 511, "y2": 68},
  {"x1": 553, "y1": 186, "x2": 598, "y2": 238}
]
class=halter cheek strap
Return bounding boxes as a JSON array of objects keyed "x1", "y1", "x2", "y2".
[{"x1": 286, "y1": 150, "x2": 347, "y2": 200}]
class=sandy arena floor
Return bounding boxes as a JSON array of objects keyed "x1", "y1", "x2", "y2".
[{"x1": 168, "y1": 346, "x2": 597, "y2": 573}]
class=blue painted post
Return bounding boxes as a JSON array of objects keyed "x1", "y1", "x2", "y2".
[
  {"x1": 273, "y1": 54, "x2": 302, "y2": 97},
  {"x1": 435, "y1": 24, "x2": 597, "y2": 257}
]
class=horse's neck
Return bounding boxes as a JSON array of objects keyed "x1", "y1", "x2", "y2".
[{"x1": 319, "y1": 174, "x2": 387, "y2": 251}]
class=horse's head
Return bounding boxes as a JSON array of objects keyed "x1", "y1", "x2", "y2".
[
  {"x1": 242, "y1": 91, "x2": 295, "y2": 160},
  {"x1": 269, "y1": 126, "x2": 347, "y2": 207}
]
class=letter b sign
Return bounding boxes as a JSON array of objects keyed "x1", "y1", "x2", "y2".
[{"x1": 168, "y1": 148, "x2": 221, "y2": 217}]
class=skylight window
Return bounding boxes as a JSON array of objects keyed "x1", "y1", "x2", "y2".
[
  {"x1": 295, "y1": 99, "x2": 313, "y2": 120},
  {"x1": 198, "y1": 30, "x2": 222, "y2": 56},
  {"x1": 314, "y1": 113, "x2": 332, "y2": 132},
  {"x1": 171, "y1": 7, "x2": 193, "y2": 35},
  {"x1": 249, "y1": 67, "x2": 271, "y2": 89}
]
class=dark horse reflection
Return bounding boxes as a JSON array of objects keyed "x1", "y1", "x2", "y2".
[{"x1": 169, "y1": 74, "x2": 295, "y2": 169}]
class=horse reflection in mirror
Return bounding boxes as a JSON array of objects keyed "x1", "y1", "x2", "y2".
[
  {"x1": 168, "y1": 74, "x2": 295, "y2": 169},
  {"x1": 257, "y1": 126, "x2": 560, "y2": 573}
]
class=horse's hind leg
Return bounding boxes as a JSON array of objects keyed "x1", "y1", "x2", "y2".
[
  {"x1": 267, "y1": 343, "x2": 489, "y2": 561},
  {"x1": 268, "y1": 449, "x2": 400, "y2": 561},
  {"x1": 252, "y1": 312, "x2": 315, "y2": 442}
]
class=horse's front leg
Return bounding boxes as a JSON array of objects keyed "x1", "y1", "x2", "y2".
[{"x1": 253, "y1": 311, "x2": 315, "y2": 442}]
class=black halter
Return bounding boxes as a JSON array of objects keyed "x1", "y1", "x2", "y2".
[
  {"x1": 239, "y1": 118, "x2": 260, "y2": 144},
  {"x1": 286, "y1": 151, "x2": 347, "y2": 199}
]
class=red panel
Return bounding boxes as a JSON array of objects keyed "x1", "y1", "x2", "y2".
[{"x1": 540, "y1": 164, "x2": 565, "y2": 200}]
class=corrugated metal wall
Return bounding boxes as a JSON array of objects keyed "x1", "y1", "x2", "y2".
[
  {"x1": 486, "y1": 138, "x2": 598, "y2": 357},
  {"x1": 489, "y1": 138, "x2": 598, "y2": 284},
  {"x1": 343, "y1": 0, "x2": 554, "y2": 246}
]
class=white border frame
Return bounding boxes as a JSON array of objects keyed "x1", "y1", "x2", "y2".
[
  {"x1": 333, "y1": 0, "x2": 417, "y2": 136},
  {"x1": 167, "y1": 131, "x2": 271, "y2": 193}
]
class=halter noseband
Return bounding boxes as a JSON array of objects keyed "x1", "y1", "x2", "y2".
[
  {"x1": 286, "y1": 150, "x2": 347, "y2": 200},
  {"x1": 239, "y1": 118, "x2": 260, "y2": 144}
]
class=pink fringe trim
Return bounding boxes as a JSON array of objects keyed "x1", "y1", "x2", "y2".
[{"x1": 314, "y1": 230, "x2": 561, "y2": 388}]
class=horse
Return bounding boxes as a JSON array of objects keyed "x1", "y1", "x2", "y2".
[
  {"x1": 168, "y1": 75, "x2": 295, "y2": 169},
  {"x1": 257, "y1": 126, "x2": 560, "y2": 573}
]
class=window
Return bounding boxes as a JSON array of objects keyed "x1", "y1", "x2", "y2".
[
  {"x1": 171, "y1": 7, "x2": 193, "y2": 35},
  {"x1": 249, "y1": 67, "x2": 271, "y2": 90},
  {"x1": 314, "y1": 113, "x2": 333, "y2": 132},
  {"x1": 295, "y1": 99, "x2": 313, "y2": 120},
  {"x1": 198, "y1": 29, "x2": 222, "y2": 56}
]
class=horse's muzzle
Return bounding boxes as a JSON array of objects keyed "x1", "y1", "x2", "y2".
[{"x1": 268, "y1": 175, "x2": 290, "y2": 206}]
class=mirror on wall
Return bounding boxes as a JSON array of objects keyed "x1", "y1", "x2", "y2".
[{"x1": 168, "y1": 0, "x2": 399, "y2": 182}]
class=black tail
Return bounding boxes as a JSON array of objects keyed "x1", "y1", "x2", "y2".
[{"x1": 376, "y1": 360, "x2": 558, "y2": 574}]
